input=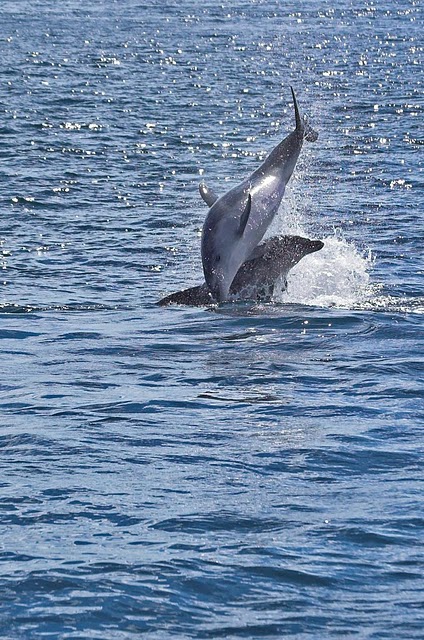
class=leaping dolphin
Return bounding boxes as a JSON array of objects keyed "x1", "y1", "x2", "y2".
[
  {"x1": 158, "y1": 235, "x2": 324, "y2": 306},
  {"x1": 201, "y1": 87, "x2": 318, "y2": 303}
]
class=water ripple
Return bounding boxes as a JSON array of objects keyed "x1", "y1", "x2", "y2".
[{"x1": 0, "y1": 1, "x2": 422, "y2": 639}]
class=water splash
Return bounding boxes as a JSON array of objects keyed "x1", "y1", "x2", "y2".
[
  {"x1": 357, "y1": 295, "x2": 424, "y2": 315},
  {"x1": 277, "y1": 234, "x2": 374, "y2": 308}
]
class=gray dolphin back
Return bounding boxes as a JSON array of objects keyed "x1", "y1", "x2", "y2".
[{"x1": 158, "y1": 284, "x2": 213, "y2": 307}]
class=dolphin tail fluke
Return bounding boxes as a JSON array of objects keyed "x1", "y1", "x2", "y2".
[
  {"x1": 290, "y1": 86, "x2": 302, "y2": 131},
  {"x1": 290, "y1": 86, "x2": 318, "y2": 142}
]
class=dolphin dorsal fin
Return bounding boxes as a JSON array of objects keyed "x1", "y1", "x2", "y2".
[
  {"x1": 290, "y1": 86, "x2": 302, "y2": 131},
  {"x1": 199, "y1": 182, "x2": 219, "y2": 207},
  {"x1": 237, "y1": 192, "x2": 252, "y2": 237}
]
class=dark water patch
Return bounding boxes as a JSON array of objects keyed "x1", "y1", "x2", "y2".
[
  {"x1": 255, "y1": 447, "x2": 421, "y2": 478},
  {"x1": 201, "y1": 619, "x2": 331, "y2": 639},
  {"x1": 0, "y1": 552, "x2": 42, "y2": 564},
  {"x1": 151, "y1": 513, "x2": 286, "y2": 535},
  {"x1": 332, "y1": 526, "x2": 414, "y2": 548},
  {"x1": 68, "y1": 379, "x2": 121, "y2": 391},
  {"x1": 0, "y1": 329, "x2": 40, "y2": 339},
  {"x1": 198, "y1": 391, "x2": 279, "y2": 404},
  {"x1": 54, "y1": 331, "x2": 103, "y2": 341},
  {"x1": 0, "y1": 433, "x2": 55, "y2": 448},
  {"x1": 239, "y1": 564, "x2": 334, "y2": 588}
]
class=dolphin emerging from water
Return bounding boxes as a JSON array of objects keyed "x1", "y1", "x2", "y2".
[
  {"x1": 201, "y1": 87, "x2": 318, "y2": 303},
  {"x1": 158, "y1": 235, "x2": 324, "y2": 306}
]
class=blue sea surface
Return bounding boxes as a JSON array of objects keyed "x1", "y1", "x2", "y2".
[{"x1": 1, "y1": 1, "x2": 423, "y2": 638}]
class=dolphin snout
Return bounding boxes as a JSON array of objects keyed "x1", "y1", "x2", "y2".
[
  {"x1": 211, "y1": 274, "x2": 229, "y2": 303},
  {"x1": 204, "y1": 263, "x2": 227, "y2": 302},
  {"x1": 312, "y1": 240, "x2": 324, "y2": 252}
]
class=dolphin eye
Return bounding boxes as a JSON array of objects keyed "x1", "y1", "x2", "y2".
[{"x1": 216, "y1": 254, "x2": 221, "y2": 262}]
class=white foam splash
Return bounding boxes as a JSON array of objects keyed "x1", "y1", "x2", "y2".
[
  {"x1": 357, "y1": 295, "x2": 424, "y2": 315},
  {"x1": 277, "y1": 234, "x2": 374, "y2": 308}
]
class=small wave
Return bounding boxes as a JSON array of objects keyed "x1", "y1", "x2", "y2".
[
  {"x1": 198, "y1": 391, "x2": 279, "y2": 404},
  {"x1": 0, "y1": 303, "x2": 117, "y2": 314}
]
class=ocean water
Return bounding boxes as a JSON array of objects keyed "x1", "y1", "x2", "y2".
[{"x1": 0, "y1": 1, "x2": 423, "y2": 638}]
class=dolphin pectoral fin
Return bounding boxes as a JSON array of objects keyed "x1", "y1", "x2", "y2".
[
  {"x1": 237, "y1": 192, "x2": 252, "y2": 237},
  {"x1": 158, "y1": 284, "x2": 213, "y2": 306},
  {"x1": 199, "y1": 182, "x2": 219, "y2": 207}
]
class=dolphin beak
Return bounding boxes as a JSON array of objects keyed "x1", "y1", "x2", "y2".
[
  {"x1": 207, "y1": 269, "x2": 227, "y2": 303},
  {"x1": 307, "y1": 240, "x2": 324, "y2": 254},
  {"x1": 314, "y1": 240, "x2": 324, "y2": 252},
  {"x1": 214, "y1": 278, "x2": 229, "y2": 303}
]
